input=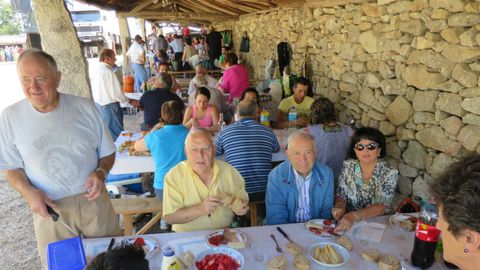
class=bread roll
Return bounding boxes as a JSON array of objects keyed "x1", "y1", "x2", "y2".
[
  {"x1": 378, "y1": 255, "x2": 401, "y2": 270},
  {"x1": 178, "y1": 251, "x2": 194, "y2": 268},
  {"x1": 362, "y1": 248, "x2": 380, "y2": 262},
  {"x1": 336, "y1": 236, "x2": 353, "y2": 251},
  {"x1": 286, "y1": 242, "x2": 303, "y2": 255},
  {"x1": 294, "y1": 254, "x2": 310, "y2": 270},
  {"x1": 267, "y1": 255, "x2": 287, "y2": 270}
]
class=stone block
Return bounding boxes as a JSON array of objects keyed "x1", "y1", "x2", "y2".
[
  {"x1": 397, "y1": 126, "x2": 416, "y2": 140},
  {"x1": 448, "y1": 13, "x2": 480, "y2": 27},
  {"x1": 380, "y1": 121, "x2": 397, "y2": 136},
  {"x1": 378, "y1": 0, "x2": 397, "y2": 5},
  {"x1": 452, "y1": 64, "x2": 478, "y2": 88},
  {"x1": 399, "y1": 19, "x2": 427, "y2": 35},
  {"x1": 462, "y1": 97, "x2": 480, "y2": 114},
  {"x1": 380, "y1": 79, "x2": 407, "y2": 96},
  {"x1": 413, "y1": 90, "x2": 439, "y2": 112},
  {"x1": 359, "y1": 30, "x2": 380, "y2": 53},
  {"x1": 368, "y1": 109, "x2": 387, "y2": 121},
  {"x1": 429, "y1": 0, "x2": 465, "y2": 12},
  {"x1": 416, "y1": 126, "x2": 462, "y2": 155},
  {"x1": 362, "y1": 3, "x2": 385, "y2": 17},
  {"x1": 425, "y1": 20, "x2": 448, "y2": 33},
  {"x1": 402, "y1": 140, "x2": 427, "y2": 169},
  {"x1": 440, "y1": 116, "x2": 463, "y2": 136},
  {"x1": 414, "y1": 112, "x2": 436, "y2": 124},
  {"x1": 457, "y1": 125, "x2": 480, "y2": 151},
  {"x1": 441, "y1": 44, "x2": 480, "y2": 63},
  {"x1": 387, "y1": 1, "x2": 412, "y2": 14},
  {"x1": 430, "y1": 153, "x2": 455, "y2": 178},
  {"x1": 431, "y1": 9, "x2": 449, "y2": 20},
  {"x1": 397, "y1": 175, "x2": 412, "y2": 196},
  {"x1": 463, "y1": 114, "x2": 480, "y2": 126},
  {"x1": 431, "y1": 80, "x2": 463, "y2": 94},
  {"x1": 365, "y1": 72, "x2": 381, "y2": 88},
  {"x1": 459, "y1": 28, "x2": 478, "y2": 47},
  {"x1": 440, "y1": 28, "x2": 460, "y2": 44},
  {"x1": 399, "y1": 163, "x2": 419, "y2": 177},
  {"x1": 385, "y1": 96, "x2": 413, "y2": 126},
  {"x1": 412, "y1": 37, "x2": 434, "y2": 49},
  {"x1": 436, "y1": 93, "x2": 466, "y2": 116},
  {"x1": 412, "y1": 176, "x2": 431, "y2": 202},
  {"x1": 402, "y1": 64, "x2": 447, "y2": 90}
]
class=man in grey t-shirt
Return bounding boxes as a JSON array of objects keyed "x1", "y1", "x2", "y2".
[{"x1": 0, "y1": 49, "x2": 121, "y2": 269}]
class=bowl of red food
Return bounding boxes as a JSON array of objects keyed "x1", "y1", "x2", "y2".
[{"x1": 195, "y1": 247, "x2": 243, "y2": 270}]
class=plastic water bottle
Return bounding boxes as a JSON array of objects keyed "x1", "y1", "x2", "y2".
[
  {"x1": 161, "y1": 246, "x2": 180, "y2": 270},
  {"x1": 287, "y1": 106, "x2": 297, "y2": 131},
  {"x1": 260, "y1": 108, "x2": 270, "y2": 127}
]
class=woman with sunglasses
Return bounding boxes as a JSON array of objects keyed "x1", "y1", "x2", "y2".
[{"x1": 332, "y1": 127, "x2": 398, "y2": 232}]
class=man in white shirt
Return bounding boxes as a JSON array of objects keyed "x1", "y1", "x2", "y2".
[
  {"x1": 0, "y1": 49, "x2": 121, "y2": 269},
  {"x1": 90, "y1": 48, "x2": 140, "y2": 140},
  {"x1": 187, "y1": 64, "x2": 217, "y2": 96},
  {"x1": 170, "y1": 34, "x2": 184, "y2": 61},
  {"x1": 126, "y1": 35, "x2": 147, "y2": 92}
]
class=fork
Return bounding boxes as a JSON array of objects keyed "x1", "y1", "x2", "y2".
[{"x1": 270, "y1": 234, "x2": 283, "y2": 253}]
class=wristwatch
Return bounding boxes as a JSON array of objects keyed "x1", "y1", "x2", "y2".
[{"x1": 96, "y1": 167, "x2": 108, "y2": 178}]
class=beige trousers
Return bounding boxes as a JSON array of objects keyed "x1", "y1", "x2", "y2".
[{"x1": 33, "y1": 190, "x2": 121, "y2": 270}]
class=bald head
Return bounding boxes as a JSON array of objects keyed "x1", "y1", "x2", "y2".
[
  {"x1": 185, "y1": 128, "x2": 213, "y2": 149},
  {"x1": 18, "y1": 48, "x2": 58, "y2": 73}
]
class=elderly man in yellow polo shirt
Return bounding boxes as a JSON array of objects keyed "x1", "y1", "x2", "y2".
[{"x1": 163, "y1": 128, "x2": 249, "y2": 232}]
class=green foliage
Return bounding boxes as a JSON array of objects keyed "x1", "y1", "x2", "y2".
[{"x1": 0, "y1": 2, "x2": 22, "y2": 35}]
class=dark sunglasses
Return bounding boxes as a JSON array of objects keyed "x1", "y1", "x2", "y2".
[{"x1": 354, "y1": 143, "x2": 379, "y2": 151}]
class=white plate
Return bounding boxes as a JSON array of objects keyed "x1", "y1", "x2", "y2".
[
  {"x1": 309, "y1": 242, "x2": 350, "y2": 268},
  {"x1": 195, "y1": 247, "x2": 244, "y2": 270},
  {"x1": 120, "y1": 236, "x2": 160, "y2": 258},
  {"x1": 206, "y1": 229, "x2": 248, "y2": 248},
  {"x1": 389, "y1": 213, "x2": 419, "y2": 232},
  {"x1": 305, "y1": 219, "x2": 341, "y2": 237}
]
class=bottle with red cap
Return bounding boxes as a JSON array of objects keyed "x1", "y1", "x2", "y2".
[{"x1": 411, "y1": 204, "x2": 441, "y2": 269}]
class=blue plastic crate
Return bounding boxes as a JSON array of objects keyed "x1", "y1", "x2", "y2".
[
  {"x1": 47, "y1": 236, "x2": 86, "y2": 270},
  {"x1": 106, "y1": 173, "x2": 143, "y2": 193}
]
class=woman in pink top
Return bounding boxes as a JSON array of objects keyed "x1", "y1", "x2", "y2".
[
  {"x1": 183, "y1": 87, "x2": 220, "y2": 131},
  {"x1": 219, "y1": 52, "x2": 250, "y2": 103}
]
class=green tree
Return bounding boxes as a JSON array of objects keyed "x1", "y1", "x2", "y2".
[{"x1": 0, "y1": 2, "x2": 22, "y2": 35}]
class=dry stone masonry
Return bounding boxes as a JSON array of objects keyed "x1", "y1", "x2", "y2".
[{"x1": 216, "y1": 0, "x2": 480, "y2": 202}]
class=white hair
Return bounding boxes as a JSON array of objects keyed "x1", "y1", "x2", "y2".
[{"x1": 286, "y1": 130, "x2": 317, "y2": 152}]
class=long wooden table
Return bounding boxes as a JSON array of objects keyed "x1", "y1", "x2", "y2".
[{"x1": 83, "y1": 216, "x2": 449, "y2": 269}]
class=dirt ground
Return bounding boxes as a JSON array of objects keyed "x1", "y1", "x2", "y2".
[{"x1": 0, "y1": 114, "x2": 143, "y2": 269}]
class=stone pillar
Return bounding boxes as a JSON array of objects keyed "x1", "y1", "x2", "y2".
[
  {"x1": 139, "y1": 19, "x2": 146, "y2": 40},
  {"x1": 31, "y1": 0, "x2": 91, "y2": 99},
  {"x1": 117, "y1": 16, "x2": 131, "y2": 73}
]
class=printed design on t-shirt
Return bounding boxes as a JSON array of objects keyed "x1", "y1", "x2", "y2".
[{"x1": 34, "y1": 134, "x2": 85, "y2": 183}]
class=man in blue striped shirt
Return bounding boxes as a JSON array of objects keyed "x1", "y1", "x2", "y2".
[
  {"x1": 215, "y1": 100, "x2": 280, "y2": 201},
  {"x1": 266, "y1": 131, "x2": 334, "y2": 225}
]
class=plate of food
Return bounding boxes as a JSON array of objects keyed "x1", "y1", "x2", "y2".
[
  {"x1": 206, "y1": 228, "x2": 248, "y2": 249},
  {"x1": 389, "y1": 213, "x2": 419, "y2": 232},
  {"x1": 306, "y1": 219, "x2": 341, "y2": 237},
  {"x1": 119, "y1": 236, "x2": 160, "y2": 258},
  {"x1": 309, "y1": 242, "x2": 350, "y2": 268},
  {"x1": 195, "y1": 247, "x2": 243, "y2": 270}
]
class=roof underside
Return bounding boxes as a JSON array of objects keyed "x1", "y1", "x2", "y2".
[{"x1": 78, "y1": 0, "x2": 290, "y2": 25}]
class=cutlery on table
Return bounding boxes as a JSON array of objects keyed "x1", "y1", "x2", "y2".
[
  {"x1": 276, "y1": 226, "x2": 297, "y2": 245},
  {"x1": 107, "y1": 238, "x2": 115, "y2": 251},
  {"x1": 270, "y1": 234, "x2": 283, "y2": 253}
]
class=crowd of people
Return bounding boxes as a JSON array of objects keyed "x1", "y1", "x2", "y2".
[
  {"x1": 0, "y1": 45, "x2": 23, "y2": 62},
  {"x1": 1, "y1": 44, "x2": 479, "y2": 270}
]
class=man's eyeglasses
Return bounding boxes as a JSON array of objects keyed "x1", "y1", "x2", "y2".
[{"x1": 354, "y1": 143, "x2": 379, "y2": 151}]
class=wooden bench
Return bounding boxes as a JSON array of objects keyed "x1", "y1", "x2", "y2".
[
  {"x1": 248, "y1": 200, "x2": 265, "y2": 227},
  {"x1": 111, "y1": 197, "x2": 162, "y2": 236},
  {"x1": 170, "y1": 69, "x2": 223, "y2": 78}
]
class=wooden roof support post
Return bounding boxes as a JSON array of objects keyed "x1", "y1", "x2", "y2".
[
  {"x1": 117, "y1": 15, "x2": 131, "y2": 74},
  {"x1": 31, "y1": 0, "x2": 91, "y2": 98},
  {"x1": 140, "y1": 18, "x2": 146, "y2": 41}
]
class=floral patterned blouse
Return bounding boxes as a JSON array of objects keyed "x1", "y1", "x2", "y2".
[{"x1": 336, "y1": 159, "x2": 398, "y2": 214}]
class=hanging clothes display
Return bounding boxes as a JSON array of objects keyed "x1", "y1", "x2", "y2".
[
  {"x1": 240, "y1": 32, "x2": 250, "y2": 53},
  {"x1": 221, "y1": 30, "x2": 233, "y2": 48},
  {"x1": 277, "y1": 42, "x2": 290, "y2": 75}
]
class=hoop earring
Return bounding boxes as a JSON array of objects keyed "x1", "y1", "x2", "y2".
[{"x1": 464, "y1": 248, "x2": 469, "y2": 253}]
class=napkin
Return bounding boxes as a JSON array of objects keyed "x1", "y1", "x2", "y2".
[
  {"x1": 348, "y1": 221, "x2": 386, "y2": 242},
  {"x1": 167, "y1": 236, "x2": 208, "y2": 256}
]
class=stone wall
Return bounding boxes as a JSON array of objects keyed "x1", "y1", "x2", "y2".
[{"x1": 215, "y1": 0, "x2": 480, "y2": 202}]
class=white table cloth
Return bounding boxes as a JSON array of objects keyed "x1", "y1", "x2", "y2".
[
  {"x1": 84, "y1": 216, "x2": 448, "y2": 270},
  {"x1": 110, "y1": 129, "x2": 289, "y2": 175}
]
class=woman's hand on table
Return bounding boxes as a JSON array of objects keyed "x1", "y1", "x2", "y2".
[
  {"x1": 332, "y1": 207, "x2": 346, "y2": 220},
  {"x1": 334, "y1": 211, "x2": 360, "y2": 233}
]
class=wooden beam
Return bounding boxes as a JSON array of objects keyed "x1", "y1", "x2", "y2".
[
  {"x1": 304, "y1": 0, "x2": 374, "y2": 8},
  {"x1": 118, "y1": 11, "x2": 236, "y2": 21},
  {"x1": 130, "y1": 0, "x2": 153, "y2": 13},
  {"x1": 194, "y1": 0, "x2": 239, "y2": 16},
  {"x1": 215, "y1": 0, "x2": 259, "y2": 13},
  {"x1": 181, "y1": 0, "x2": 214, "y2": 13}
]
